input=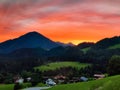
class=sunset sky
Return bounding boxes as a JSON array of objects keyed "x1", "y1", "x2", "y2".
[{"x1": 0, "y1": 0, "x2": 120, "y2": 45}]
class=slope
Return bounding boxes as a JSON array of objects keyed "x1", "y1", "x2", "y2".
[{"x1": 48, "y1": 75, "x2": 120, "y2": 90}]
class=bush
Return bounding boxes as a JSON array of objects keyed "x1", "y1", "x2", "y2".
[
  {"x1": 14, "y1": 83, "x2": 32, "y2": 90},
  {"x1": 21, "y1": 83, "x2": 32, "y2": 89}
]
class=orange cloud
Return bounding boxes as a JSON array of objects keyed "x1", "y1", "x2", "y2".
[{"x1": 0, "y1": 0, "x2": 120, "y2": 45}]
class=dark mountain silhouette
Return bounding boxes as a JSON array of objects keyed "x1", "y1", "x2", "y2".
[
  {"x1": 9, "y1": 47, "x2": 47, "y2": 58},
  {"x1": 77, "y1": 42, "x2": 94, "y2": 49},
  {"x1": 92, "y1": 36, "x2": 120, "y2": 49},
  {"x1": 0, "y1": 31, "x2": 59, "y2": 53},
  {"x1": 47, "y1": 46, "x2": 66, "y2": 57},
  {"x1": 56, "y1": 42, "x2": 75, "y2": 47},
  {"x1": 76, "y1": 36, "x2": 120, "y2": 50},
  {"x1": 0, "y1": 32, "x2": 120, "y2": 61}
]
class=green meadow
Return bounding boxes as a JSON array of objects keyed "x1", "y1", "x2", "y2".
[
  {"x1": 35, "y1": 62, "x2": 89, "y2": 72},
  {"x1": 81, "y1": 47, "x2": 91, "y2": 53},
  {"x1": 0, "y1": 84, "x2": 14, "y2": 90},
  {"x1": 0, "y1": 83, "x2": 31, "y2": 90},
  {"x1": 108, "y1": 44, "x2": 120, "y2": 49},
  {"x1": 1, "y1": 75, "x2": 120, "y2": 90},
  {"x1": 48, "y1": 75, "x2": 120, "y2": 90}
]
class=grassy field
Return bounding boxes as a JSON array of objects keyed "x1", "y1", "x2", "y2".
[
  {"x1": 0, "y1": 83, "x2": 32, "y2": 90},
  {"x1": 35, "y1": 62, "x2": 89, "y2": 72},
  {"x1": 81, "y1": 47, "x2": 91, "y2": 53},
  {"x1": 47, "y1": 75, "x2": 120, "y2": 90},
  {"x1": 0, "y1": 84, "x2": 14, "y2": 90},
  {"x1": 108, "y1": 44, "x2": 120, "y2": 49}
]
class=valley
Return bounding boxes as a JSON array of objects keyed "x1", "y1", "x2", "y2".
[{"x1": 0, "y1": 32, "x2": 120, "y2": 90}]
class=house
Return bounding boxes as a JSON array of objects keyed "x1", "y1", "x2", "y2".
[
  {"x1": 94, "y1": 74, "x2": 105, "y2": 79},
  {"x1": 15, "y1": 77, "x2": 24, "y2": 84},
  {"x1": 14, "y1": 75, "x2": 24, "y2": 84},
  {"x1": 80, "y1": 76, "x2": 88, "y2": 82},
  {"x1": 27, "y1": 77, "x2": 31, "y2": 82},
  {"x1": 54, "y1": 75, "x2": 66, "y2": 80},
  {"x1": 54, "y1": 75, "x2": 66, "y2": 84},
  {"x1": 46, "y1": 78, "x2": 56, "y2": 86}
]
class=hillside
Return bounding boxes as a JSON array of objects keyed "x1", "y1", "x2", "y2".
[
  {"x1": 0, "y1": 84, "x2": 14, "y2": 90},
  {"x1": 108, "y1": 44, "x2": 120, "y2": 49},
  {"x1": 48, "y1": 75, "x2": 120, "y2": 90},
  {"x1": 92, "y1": 36, "x2": 120, "y2": 49},
  {"x1": 34, "y1": 62, "x2": 89, "y2": 72},
  {"x1": 81, "y1": 47, "x2": 91, "y2": 53}
]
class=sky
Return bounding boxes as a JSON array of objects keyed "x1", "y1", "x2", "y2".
[{"x1": 0, "y1": 0, "x2": 120, "y2": 45}]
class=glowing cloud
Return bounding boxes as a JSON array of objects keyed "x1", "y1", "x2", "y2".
[{"x1": 0, "y1": 0, "x2": 120, "y2": 44}]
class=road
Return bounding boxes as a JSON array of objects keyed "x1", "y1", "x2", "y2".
[{"x1": 23, "y1": 87, "x2": 51, "y2": 90}]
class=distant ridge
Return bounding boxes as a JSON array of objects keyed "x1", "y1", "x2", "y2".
[
  {"x1": 56, "y1": 42, "x2": 75, "y2": 47},
  {"x1": 92, "y1": 36, "x2": 120, "y2": 49}
]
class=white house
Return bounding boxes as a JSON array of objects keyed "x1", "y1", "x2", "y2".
[
  {"x1": 46, "y1": 78, "x2": 56, "y2": 86},
  {"x1": 27, "y1": 77, "x2": 31, "y2": 82},
  {"x1": 15, "y1": 77, "x2": 24, "y2": 84},
  {"x1": 94, "y1": 74, "x2": 105, "y2": 79},
  {"x1": 80, "y1": 76, "x2": 88, "y2": 82}
]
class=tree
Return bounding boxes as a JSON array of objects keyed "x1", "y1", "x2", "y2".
[{"x1": 107, "y1": 55, "x2": 120, "y2": 75}]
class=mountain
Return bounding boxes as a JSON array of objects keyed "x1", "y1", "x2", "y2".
[
  {"x1": 76, "y1": 36, "x2": 120, "y2": 50},
  {"x1": 9, "y1": 47, "x2": 47, "y2": 58},
  {"x1": 56, "y1": 42, "x2": 75, "y2": 47},
  {"x1": 47, "y1": 46, "x2": 66, "y2": 57},
  {"x1": 0, "y1": 33, "x2": 120, "y2": 60},
  {"x1": 92, "y1": 36, "x2": 120, "y2": 49},
  {"x1": 77, "y1": 42, "x2": 94, "y2": 49},
  {"x1": 0, "y1": 31, "x2": 59, "y2": 53}
]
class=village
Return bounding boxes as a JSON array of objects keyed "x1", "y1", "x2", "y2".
[{"x1": 14, "y1": 73, "x2": 105, "y2": 88}]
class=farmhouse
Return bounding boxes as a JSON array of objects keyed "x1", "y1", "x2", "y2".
[
  {"x1": 94, "y1": 74, "x2": 105, "y2": 79},
  {"x1": 46, "y1": 78, "x2": 56, "y2": 86},
  {"x1": 54, "y1": 75, "x2": 66, "y2": 84},
  {"x1": 80, "y1": 76, "x2": 88, "y2": 82},
  {"x1": 15, "y1": 77, "x2": 24, "y2": 84},
  {"x1": 54, "y1": 75, "x2": 66, "y2": 80}
]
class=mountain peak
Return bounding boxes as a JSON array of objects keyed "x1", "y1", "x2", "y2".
[
  {"x1": 26, "y1": 31, "x2": 40, "y2": 34},
  {"x1": 20, "y1": 31, "x2": 48, "y2": 40},
  {"x1": 0, "y1": 31, "x2": 59, "y2": 53},
  {"x1": 23, "y1": 31, "x2": 42, "y2": 37}
]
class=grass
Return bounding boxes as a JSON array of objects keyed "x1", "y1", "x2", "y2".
[
  {"x1": 36, "y1": 83, "x2": 46, "y2": 87},
  {"x1": 108, "y1": 44, "x2": 120, "y2": 49},
  {"x1": 0, "y1": 84, "x2": 14, "y2": 90},
  {"x1": 47, "y1": 75, "x2": 120, "y2": 90},
  {"x1": 81, "y1": 47, "x2": 91, "y2": 53},
  {"x1": 0, "y1": 83, "x2": 32, "y2": 90},
  {"x1": 35, "y1": 62, "x2": 89, "y2": 72}
]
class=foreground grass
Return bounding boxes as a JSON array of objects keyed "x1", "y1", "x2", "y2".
[
  {"x1": 0, "y1": 84, "x2": 14, "y2": 90},
  {"x1": 47, "y1": 75, "x2": 120, "y2": 90},
  {"x1": 0, "y1": 83, "x2": 31, "y2": 90},
  {"x1": 35, "y1": 62, "x2": 89, "y2": 72},
  {"x1": 36, "y1": 83, "x2": 46, "y2": 87}
]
